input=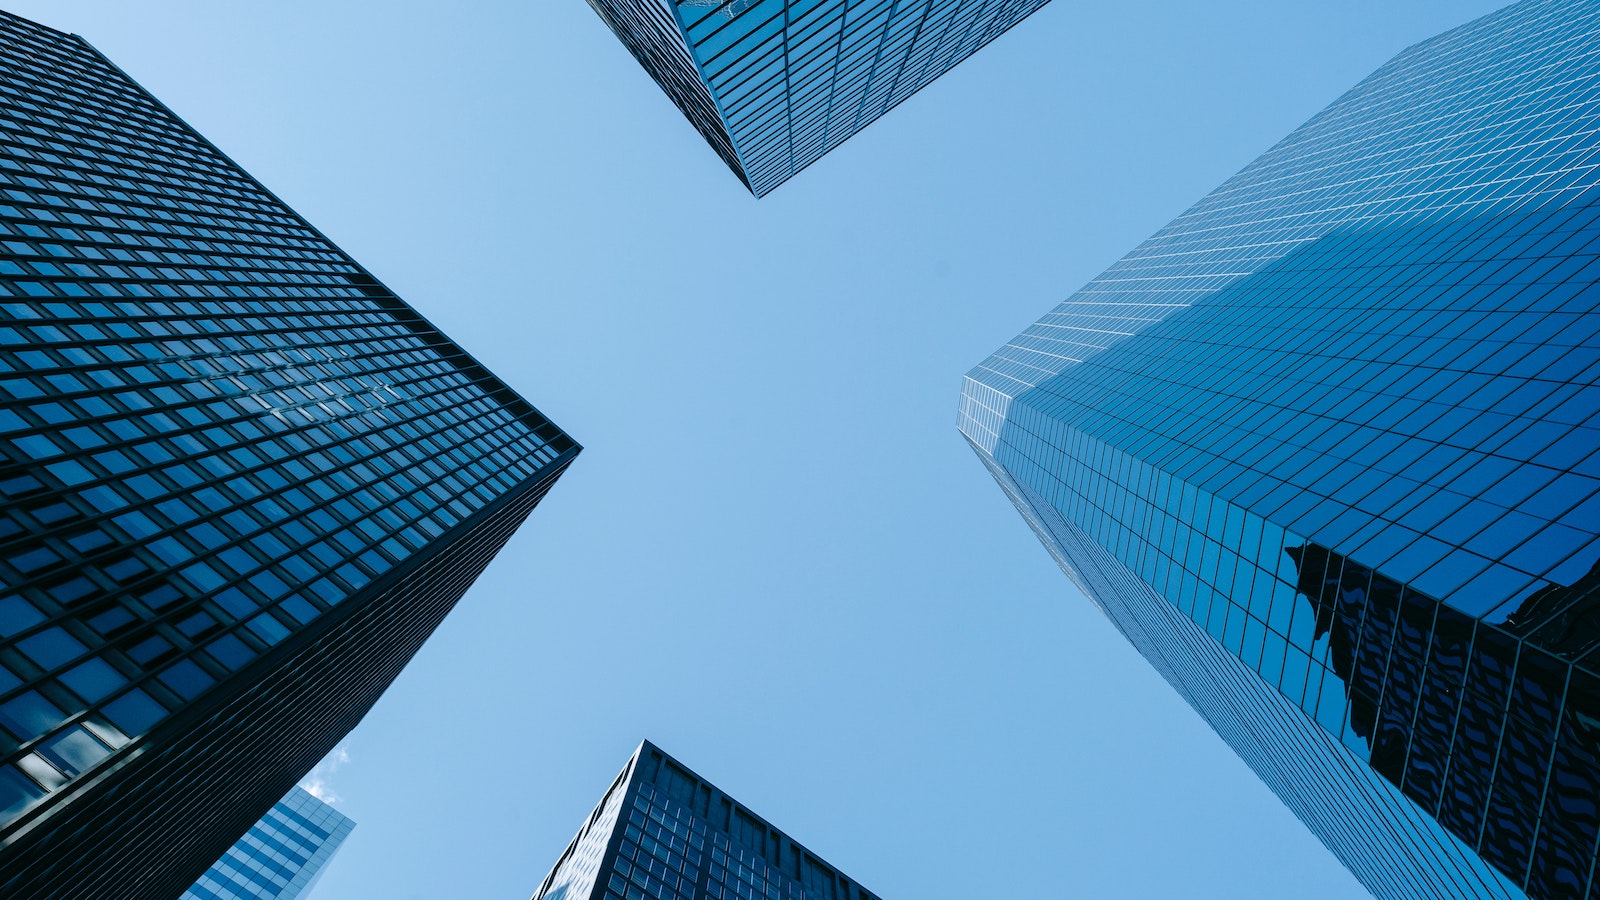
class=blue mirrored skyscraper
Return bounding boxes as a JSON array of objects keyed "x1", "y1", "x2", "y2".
[
  {"x1": 531, "y1": 740, "x2": 879, "y2": 900},
  {"x1": 0, "y1": 9, "x2": 577, "y2": 898},
  {"x1": 962, "y1": 1, "x2": 1600, "y2": 897},
  {"x1": 183, "y1": 786, "x2": 354, "y2": 900},
  {"x1": 582, "y1": 0, "x2": 1054, "y2": 195}
]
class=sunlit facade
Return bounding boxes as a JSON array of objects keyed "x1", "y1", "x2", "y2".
[
  {"x1": 531, "y1": 741, "x2": 879, "y2": 900},
  {"x1": 583, "y1": 0, "x2": 1054, "y2": 195},
  {"x1": 961, "y1": 1, "x2": 1600, "y2": 897},
  {"x1": 0, "y1": 10, "x2": 577, "y2": 898},
  {"x1": 182, "y1": 786, "x2": 354, "y2": 900}
]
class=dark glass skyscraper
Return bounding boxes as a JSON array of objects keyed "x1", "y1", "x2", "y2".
[
  {"x1": 0, "y1": 10, "x2": 577, "y2": 899},
  {"x1": 182, "y1": 786, "x2": 354, "y2": 900},
  {"x1": 531, "y1": 740, "x2": 879, "y2": 900},
  {"x1": 583, "y1": 0, "x2": 1054, "y2": 196},
  {"x1": 961, "y1": 1, "x2": 1600, "y2": 898}
]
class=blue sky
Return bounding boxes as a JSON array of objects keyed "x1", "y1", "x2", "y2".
[{"x1": 8, "y1": 2, "x2": 1510, "y2": 897}]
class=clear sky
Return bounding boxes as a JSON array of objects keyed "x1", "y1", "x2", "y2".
[{"x1": 7, "y1": 2, "x2": 1512, "y2": 897}]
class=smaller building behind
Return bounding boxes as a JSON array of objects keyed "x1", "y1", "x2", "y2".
[
  {"x1": 532, "y1": 740, "x2": 878, "y2": 900},
  {"x1": 182, "y1": 786, "x2": 354, "y2": 900}
]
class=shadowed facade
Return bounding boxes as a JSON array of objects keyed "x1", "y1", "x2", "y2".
[{"x1": 0, "y1": 10, "x2": 578, "y2": 898}]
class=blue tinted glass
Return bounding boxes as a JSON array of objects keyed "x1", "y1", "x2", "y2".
[
  {"x1": 38, "y1": 727, "x2": 112, "y2": 777},
  {"x1": 180, "y1": 786, "x2": 355, "y2": 900},
  {"x1": 959, "y1": 2, "x2": 1600, "y2": 896},
  {"x1": 16, "y1": 627, "x2": 89, "y2": 670},
  {"x1": 0, "y1": 596, "x2": 45, "y2": 637},
  {"x1": 0, "y1": 765, "x2": 45, "y2": 821},
  {"x1": 156, "y1": 660, "x2": 215, "y2": 701},
  {"x1": 0, "y1": 691, "x2": 66, "y2": 741},
  {"x1": 0, "y1": 2, "x2": 578, "y2": 875},
  {"x1": 59, "y1": 658, "x2": 127, "y2": 704},
  {"x1": 100, "y1": 689, "x2": 168, "y2": 737},
  {"x1": 203, "y1": 634, "x2": 255, "y2": 671},
  {"x1": 585, "y1": 0, "x2": 1055, "y2": 195}
]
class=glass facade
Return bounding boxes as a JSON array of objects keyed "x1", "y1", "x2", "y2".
[
  {"x1": 960, "y1": 1, "x2": 1600, "y2": 898},
  {"x1": 0, "y1": 9, "x2": 578, "y2": 899},
  {"x1": 531, "y1": 741, "x2": 879, "y2": 900},
  {"x1": 182, "y1": 786, "x2": 354, "y2": 900},
  {"x1": 582, "y1": 0, "x2": 1054, "y2": 196}
]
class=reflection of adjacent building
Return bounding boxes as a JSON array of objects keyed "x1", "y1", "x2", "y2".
[
  {"x1": 678, "y1": 0, "x2": 759, "y2": 18},
  {"x1": 1502, "y1": 564, "x2": 1600, "y2": 659},
  {"x1": 959, "y1": 1, "x2": 1600, "y2": 896},
  {"x1": 1287, "y1": 543, "x2": 1600, "y2": 898}
]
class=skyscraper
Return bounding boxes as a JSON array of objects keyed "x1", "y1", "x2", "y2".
[
  {"x1": 531, "y1": 740, "x2": 879, "y2": 900},
  {"x1": 582, "y1": 0, "x2": 1054, "y2": 196},
  {"x1": 182, "y1": 786, "x2": 355, "y2": 900},
  {"x1": 0, "y1": 10, "x2": 578, "y2": 899},
  {"x1": 960, "y1": 1, "x2": 1599, "y2": 898}
]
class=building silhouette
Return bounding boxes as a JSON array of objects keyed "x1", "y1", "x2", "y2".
[
  {"x1": 960, "y1": 0, "x2": 1600, "y2": 896},
  {"x1": 531, "y1": 741, "x2": 879, "y2": 900},
  {"x1": 582, "y1": 0, "x2": 1055, "y2": 196},
  {"x1": 182, "y1": 786, "x2": 354, "y2": 900},
  {"x1": 0, "y1": 10, "x2": 577, "y2": 898}
]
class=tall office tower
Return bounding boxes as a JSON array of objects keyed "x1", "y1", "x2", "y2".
[
  {"x1": 582, "y1": 0, "x2": 1053, "y2": 196},
  {"x1": 0, "y1": 10, "x2": 578, "y2": 899},
  {"x1": 183, "y1": 786, "x2": 355, "y2": 900},
  {"x1": 531, "y1": 740, "x2": 879, "y2": 900},
  {"x1": 960, "y1": 1, "x2": 1600, "y2": 898}
]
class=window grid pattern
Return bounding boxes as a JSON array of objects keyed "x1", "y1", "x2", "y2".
[
  {"x1": 181, "y1": 786, "x2": 354, "y2": 900},
  {"x1": 961, "y1": 1, "x2": 1600, "y2": 897},
  {"x1": 607, "y1": 787, "x2": 706, "y2": 900},
  {"x1": 534, "y1": 757, "x2": 637, "y2": 900},
  {"x1": 0, "y1": 8, "x2": 575, "y2": 844},
  {"x1": 963, "y1": 0, "x2": 1600, "y2": 427},
  {"x1": 583, "y1": 0, "x2": 746, "y2": 188},
  {"x1": 586, "y1": 0, "x2": 1054, "y2": 195},
  {"x1": 532, "y1": 741, "x2": 880, "y2": 900}
]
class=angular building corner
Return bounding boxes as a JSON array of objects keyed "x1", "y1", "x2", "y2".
[
  {"x1": 182, "y1": 786, "x2": 355, "y2": 900},
  {"x1": 531, "y1": 740, "x2": 880, "y2": 900},
  {"x1": 0, "y1": 9, "x2": 578, "y2": 899},
  {"x1": 582, "y1": 0, "x2": 1055, "y2": 196},
  {"x1": 961, "y1": 1, "x2": 1600, "y2": 897}
]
